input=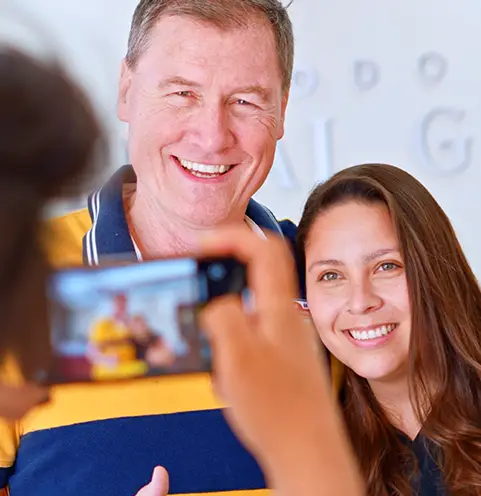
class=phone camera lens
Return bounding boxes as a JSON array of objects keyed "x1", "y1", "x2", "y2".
[{"x1": 207, "y1": 263, "x2": 226, "y2": 281}]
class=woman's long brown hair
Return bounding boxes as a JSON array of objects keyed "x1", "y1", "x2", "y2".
[
  {"x1": 0, "y1": 48, "x2": 104, "y2": 380},
  {"x1": 296, "y1": 163, "x2": 481, "y2": 495}
]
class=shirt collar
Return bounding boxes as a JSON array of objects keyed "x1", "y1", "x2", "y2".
[{"x1": 83, "y1": 165, "x2": 282, "y2": 266}]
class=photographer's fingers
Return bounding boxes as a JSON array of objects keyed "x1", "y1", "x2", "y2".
[
  {"x1": 200, "y1": 295, "x2": 254, "y2": 384},
  {"x1": 200, "y1": 227, "x2": 298, "y2": 319}
]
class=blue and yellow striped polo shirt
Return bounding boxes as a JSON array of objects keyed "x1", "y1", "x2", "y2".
[{"x1": 0, "y1": 165, "x2": 322, "y2": 496}]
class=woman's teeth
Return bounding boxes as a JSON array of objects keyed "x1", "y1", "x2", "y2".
[
  {"x1": 179, "y1": 158, "x2": 232, "y2": 178},
  {"x1": 348, "y1": 324, "x2": 396, "y2": 341}
]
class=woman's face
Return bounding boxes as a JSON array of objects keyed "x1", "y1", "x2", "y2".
[{"x1": 305, "y1": 201, "x2": 411, "y2": 383}]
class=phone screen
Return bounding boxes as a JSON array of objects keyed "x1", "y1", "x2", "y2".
[{"x1": 37, "y1": 257, "x2": 246, "y2": 385}]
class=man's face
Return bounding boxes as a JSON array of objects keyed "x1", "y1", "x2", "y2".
[{"x1": 118, "y1": 15, "x2": 288, "y2": 226}]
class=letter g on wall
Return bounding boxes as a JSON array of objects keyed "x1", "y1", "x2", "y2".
[{"x1": 420, "y1": 107, "x2": 473, "y2": 175}]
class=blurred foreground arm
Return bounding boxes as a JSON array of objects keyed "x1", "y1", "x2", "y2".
[{"x1": 199, "y1": 227, "x2": 365, "y2": 496}]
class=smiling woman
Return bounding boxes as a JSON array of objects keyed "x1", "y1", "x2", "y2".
[
  {"x1": 304, "y1": 200, "x2": 410, "y2": 379},
  {"x1": 296, "y1": 163, "x2": 481, "y2": 495}
]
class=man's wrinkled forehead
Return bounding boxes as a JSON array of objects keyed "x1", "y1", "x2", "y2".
[{"x1": 136, "y1": 14, "x2": 283, "y2": 91}]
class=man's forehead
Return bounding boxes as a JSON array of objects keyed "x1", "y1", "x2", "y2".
[
  {"x1": 138, "y1": 16, "x2": 282, "y2": 90},
  {"x1": 145, "y1": 15, "x2": 278, "y2": 64},
  {"x1": 152, "y1": 12, "x2": 274, "y2": 36}
]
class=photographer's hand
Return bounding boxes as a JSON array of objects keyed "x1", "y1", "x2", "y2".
[{"x1": 199, "y1": 227, "x2": 364, "y2": 496}]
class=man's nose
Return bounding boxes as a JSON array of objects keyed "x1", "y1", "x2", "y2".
[{"x1": 189, "y1": 103, "x2": 236, "y2": 156}]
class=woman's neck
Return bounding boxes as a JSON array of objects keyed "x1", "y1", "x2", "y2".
[{"x1": 368, "y1": 374, "x2": 421, "y2": 440}]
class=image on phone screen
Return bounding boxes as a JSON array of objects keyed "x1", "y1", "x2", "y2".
[{"x1": 40, "y1": 258, "x2": 235, "y2": 385}]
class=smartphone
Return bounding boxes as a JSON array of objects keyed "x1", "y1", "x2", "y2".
[{"x1": 35, "y1": 256, "x2": 247, "y2": 385}]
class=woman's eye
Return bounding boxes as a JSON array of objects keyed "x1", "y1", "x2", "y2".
[
  {"x1": 378, "y1": 262, "x2": 398, "y2": 272},
  {"x1": 320, "y1": 272, "x2": 339, "y2": 282}
]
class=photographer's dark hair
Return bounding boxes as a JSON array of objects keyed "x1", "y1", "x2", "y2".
[{"x1": 0, "y1": 48, "x2": 104, "y2": 379}]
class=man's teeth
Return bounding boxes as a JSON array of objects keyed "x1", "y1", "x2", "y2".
[
  {"x1": 179, "y1": 158, "x2": 232, "y2": 177},
  {"x1": 349, "y1": 324, "x2": 396, "y2": 341}
]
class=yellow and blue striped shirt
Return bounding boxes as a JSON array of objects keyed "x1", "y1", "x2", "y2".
[{"x1": 1, "y1": 165, "x2": 331, "y2": 496}]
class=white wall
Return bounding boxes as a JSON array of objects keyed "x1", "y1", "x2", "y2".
[{"x1": 2, "y1": 0, "x2": 481, "y2": 274}]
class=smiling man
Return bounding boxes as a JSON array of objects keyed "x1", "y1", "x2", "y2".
[
  {"x1": 0, "y1": 2, "x2": 306, "y2": 496},
  {"x1": 112, "y1": 5, "x2": 291, "y2": 262}
]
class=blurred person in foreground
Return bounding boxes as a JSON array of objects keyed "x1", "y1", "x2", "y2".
[{"x1": 0, "y1": 48, "x2": 363, "y2": 496}]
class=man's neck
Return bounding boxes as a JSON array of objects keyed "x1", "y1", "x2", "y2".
[{"x1": 125, "y1": 186, "x2": 247, "y2": 259}]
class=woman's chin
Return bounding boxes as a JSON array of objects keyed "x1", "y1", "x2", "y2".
[{"x1": 349, "y1": 363, "x2": 403, "y2": 383}]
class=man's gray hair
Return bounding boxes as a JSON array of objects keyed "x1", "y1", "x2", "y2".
[{"x1": 125, "y1": 0, "x2": 294, "y2": 93}]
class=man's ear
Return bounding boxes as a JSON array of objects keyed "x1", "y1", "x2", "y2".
[
  {"x1": 118, "y1": 59, "x2": 132, "y2": 123},
  {"x1": 277, "y1": 90, "x2": 290, "y2": 140}
]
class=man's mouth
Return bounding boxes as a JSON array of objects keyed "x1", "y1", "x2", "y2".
[{"x1": 176, "y1": 157, "x2": 233, "y2": 178}]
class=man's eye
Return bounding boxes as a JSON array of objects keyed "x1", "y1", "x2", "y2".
[
  {"x1": 175, "y1": 91, "x2": 192, "y2": 97},
  {"x1": 236, "y1": 99, "x2": 251, "y2": 106}
]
